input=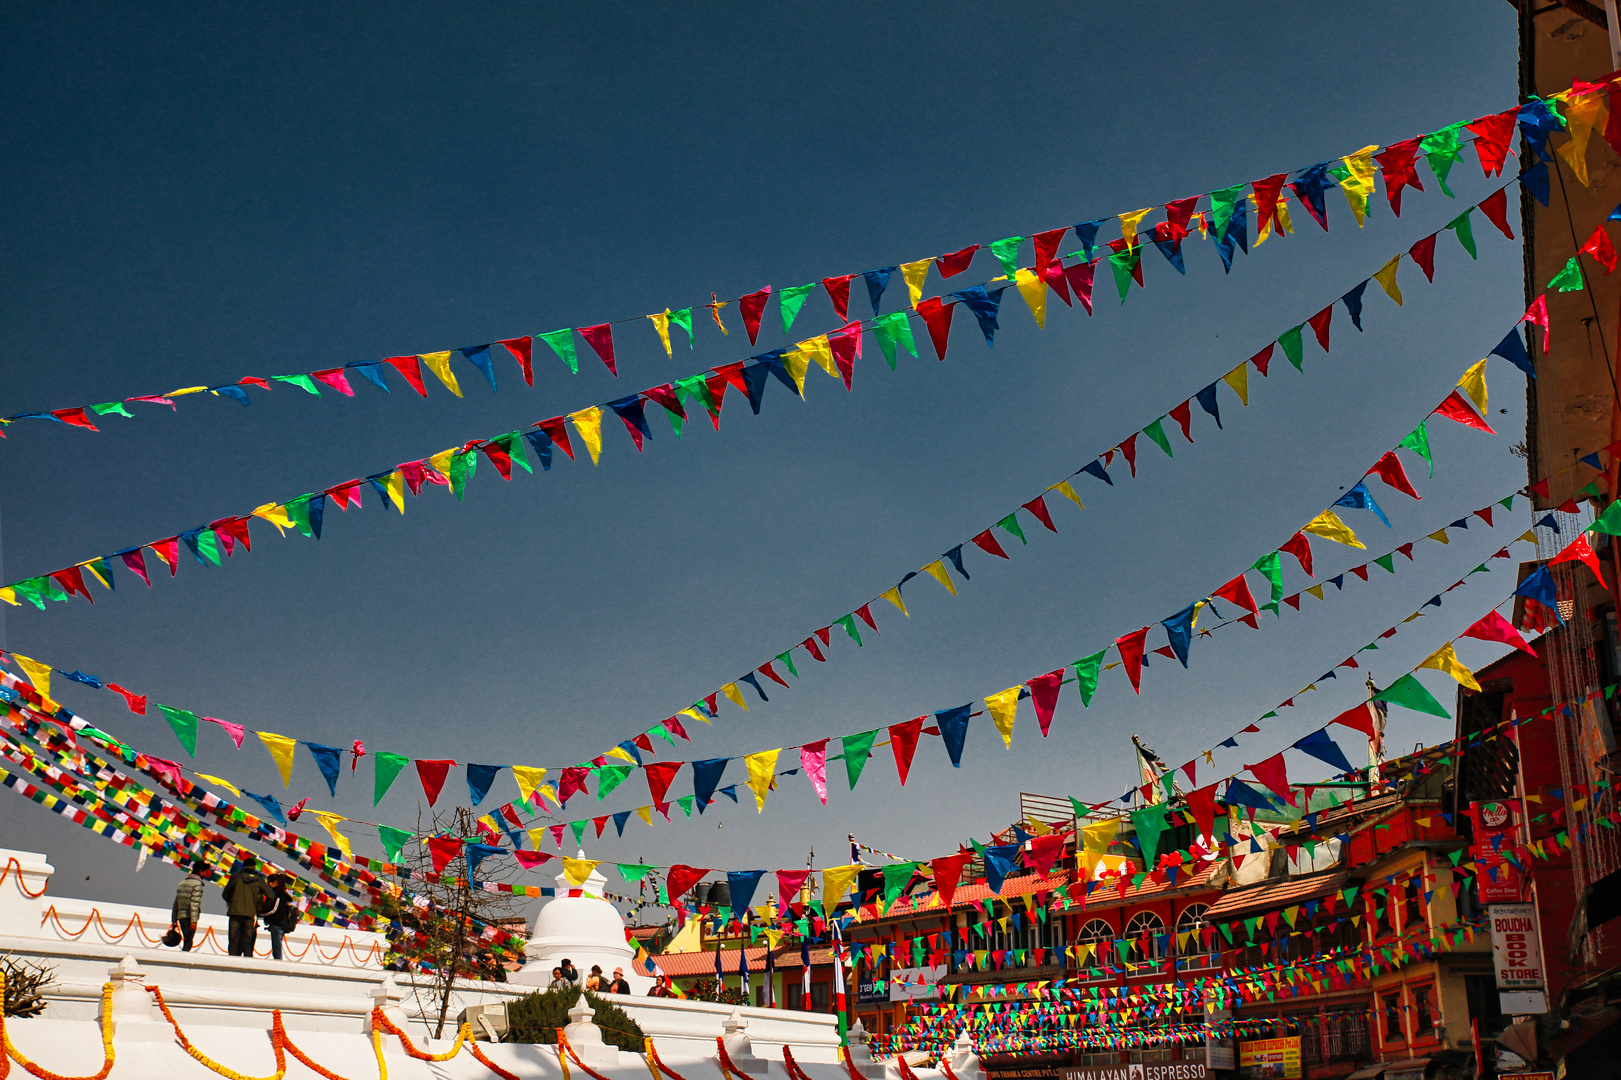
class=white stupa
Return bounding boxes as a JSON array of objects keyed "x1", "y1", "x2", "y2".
[{"x1": 511, "y1": 852, "x2": 654, "y2": 993}]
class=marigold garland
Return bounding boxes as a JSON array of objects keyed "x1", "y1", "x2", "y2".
[
  {"x1": 1, "y1": 977, "x2": 115, "y2": 1080},
  {"x1": 369, "y1": 1009, "x2": 516, "y2": 1080},
  {"x1": 840, "y1": 1045, "x2": 867, "y2": 1080},
  {"x1": 941, "y1": 1060, "x2": 966, "y2": 1080},
  {"x1": 647, "y1": 1036, "x2": 695, "y2": 1080},
  {"x1": 147, "y1": 984, "x2": 287, "y2": 1080},
  {"x1": 894, "y1": 1053, "x2": 922, "y2": 1080},
  {"x1": 558, "y1": 1028, "x2": 621, "y2": 1080},
  {"x1": 782, "y1": 1044, "x2": 821, "y2": 1080}
]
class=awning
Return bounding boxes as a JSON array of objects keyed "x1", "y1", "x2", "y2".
[{"x1": 1344, "y1": 1067, "x2": 1384, "y2": 1080}]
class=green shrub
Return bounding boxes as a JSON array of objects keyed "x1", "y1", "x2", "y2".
[{"x1": 506, "y1": 987, "x2": 646, "y2": 1051}]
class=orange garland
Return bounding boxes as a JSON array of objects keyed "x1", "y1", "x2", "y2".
[
  {"x1": 369, "y1": 1008, "x2": 517, "y2": 1080},
  {"x1": 647, "y1": 1036, "x2": 696, "y2": 1080},
  {"x1": 782, "y1": 1044, "x2": 821, "y2": 1080},
  {"x1": 558, "y1": 1028, "x2": 620, "y2": 1080},
  {"x1": 941, "y1": 1059, "x2": 965, "y2": 1080},
  {"x1": 147, "y1": 984, "x2": 287, "y2": 1080},
  {"x1": 1, "y1": 977, "x2": 115, "y2": 1080},
  {"x1": 895, "y1": 1053, "x2": 922, "y2": 1080},
  {"x1": 840, "y1": 1045, "x2": 867, "y2": 1080}
]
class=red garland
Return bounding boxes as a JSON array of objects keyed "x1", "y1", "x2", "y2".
[
  {"x1": 841, "y1": 1045, "x2": 867, "y2": 1080},
  {"x1": 558, "y1": 1029, "x2": 619, "y2": 1080},
  {"x1": 647, "y1": 1038, "x2": 695, "y2": 1080},
  {"x1": 781, "y1": 1046, "x2": 819, "y2": 1080},
  {"x1": 895, "y1": 1054, "x2": 923, "y2": 1080}
]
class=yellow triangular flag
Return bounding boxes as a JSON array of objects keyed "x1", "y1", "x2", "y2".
[
  {"x1": 1014, "y1": 268, "x2": 1047, "y2": 328},
  {"x1": 1458, "y1": 359, "x2": 1488, "y2": 415},
  {"x1": 779, "y1": 349, "x2": 809, "y2": 397},
  {"x1": 1306, "y1": 585, "x2": 1325, "y2": 601},
  {"x1": 1418, "y1": 642, "x2": 1482, "y2": 691},
  {"x1": 1049, "y1": 480, "x2": 1083, "y2": 508},
  {"x1": 563, "y1": 858, "x2": 600, "y2": 889},
  {"x1": 252, "y1": 503, "x2": 294, "y2": 534},
  {"x1": 418, "y1": 352, "x2": 462, "y2": 397},
  {"x1": 822, "y1": 864, "x2": 863, "y2": 907},
  {"x1": 798, "y1": 335, "x2": 837, "y2": 379},
  {"x1": 383, "y1": 470, "x2": 406, "y2": 514},
  {"x1": 258, "y1": 732, "x2": 298, "y2": 787},
  {"x1": 167, "y1": 386, "x2": 210, "y2": 397},
  {"x1": 527, "y1": 828, "x2": 549, "y2": 849},
  {"x1": 11, "y1": 654, "x2": 51, "y2": 696},
  {"x1": 607, "y1": 747, "x2": 637, "y2": 764},
  {"x1": 570, "y1": 407, "x2": 604, "y2": 465},
  {"x1": 1222, "y1": 363, "x2": 1249, "y2": 406},
  {"x1": 900, "y1": 259, "x2": 933, "y2": 308},
  {"x1": 984, "y1": 686, "x2": 1021, "y2": 747},
  {"x1": 721, "y1": 682, "x2": 748, "y2": 711},
  {"x1": 1274, "y1": 200, "x2": 1294, "y2": 235},
  {"x1": 921, "y1": 560, "x2": 957, "y2": 596},
  {"x1": 512, "y1": 766, "x2": 547, "y2": 803},
  {"x1": 1557, "y1": 89, "x2": 1607, "y2": 186},
  {"x1": 879, "y1": 587, "x2": 908, "y2": 617},
  {"x1": 1119, "y1": 207, "x2": 1151, "y2": 249},
  {"x1": 1516, "y1": 530, "x2": 1538, "y2": 544},
  {"x1": 649, "y1": 310, "x2": 673, "y2": 358},
  {"x1": 1428, "y1": 529, "x2": 1451, "y2": 545},
  {"x1": 636, "y1": 805, "x2": 653, "y2": 827},
  {"x1": 535, "y1": 783, "x2": 558, "y2": 808},
  {"x1": 0, "y1": 589, "x2": 17, "y2": 607},
  {"x1": 1339, "y1": 145, "x2": 1379, "y2": 227},
  {"x1": 679, "y1": 707, "x2": 711, "y2": 725},
  {"x1": 428, "y1": 448, "x2": 458, "y2": 481},
  {"x1": 1404, "y1": 611, "x2": 1426, "y2": 623},
  {"x1": 745, "y1": 748, "x2": 781, "y2": 811},
  {"x1": 308, "y1": 811, "x2": 352, "y2": 862},
  {"x1": 1372, "y1": 256, "x2": 1403, "y2": 306},
  {"x1": 196, "y1": 773, "x2": 241, "y2": 796},
  {"x1": 1303, "y1": 509, "x2": 1365, "y2": 549}
]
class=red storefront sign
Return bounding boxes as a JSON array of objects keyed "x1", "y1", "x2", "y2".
[{"x1": 1470, "y1": 800, "x2": 1522, "y2": 903}]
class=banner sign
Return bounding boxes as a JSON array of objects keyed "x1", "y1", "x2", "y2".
[
  {"x1": 1491, "y1": 902, "x2": 1546, "y2": 991},
  {"x1": 1471, "y1": 799, "x2": 1522, "y2": 902},
  {"x1": 1238, "y1": 1037, "x2": 1301, "y2": 1079}
]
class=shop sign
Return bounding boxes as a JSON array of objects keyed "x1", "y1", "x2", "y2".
[
  {"x1": 888, "y1": 964, "x2": 945, "y2": 1002},
  {"x1": 856, "y1": 977, "x2": 888, "y2": 1003},
  {"x1": 1238, "y1": 1037, "x2": 1301, "y2": 1079},
  {"x1": 1061, "y1": 1065, "x2": 1207, "y2": 1080},
  {"x1": 1490, "y1": 902, "x2": 1546, "y2": 990},
  {"x1": 1471, "y1": 800, "x2": 1522, "y2": 903}
]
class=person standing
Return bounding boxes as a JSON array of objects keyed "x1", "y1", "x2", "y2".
[
  {"x1": 547, "y1": 966, "x2": 570, "y2": 990},
  {"x1": 259, "y1": 875, "x2": 298, "y2": 960},
  {"x1": 221, "y1": 856, "x2": 269, "y2": 957},
  {"x1": 559, "y1": 958, "x2": 579, "y2": 984},
  {"x1": 169, "y1": 859, "x2": 205, "y2": 953},
  {"x1": 608, "y1": 968, "x2": 631, "y2": 995},
  {"x1": 583, "y1": 964, "x2": 604, "y2": 991}
]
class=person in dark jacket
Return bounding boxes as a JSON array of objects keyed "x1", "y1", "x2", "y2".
[
  {"x1": 221, "y1": 856, "x2": 269, "y2": 957},
  {"x1": 608, "y1": 967, "x2": 631, "y2": 995},
  {"x1": 558, "y1": 958, "x2": 579, "y2": 984},
  {"x1": 169, "y1": 859, "x2": 206, "y2": 952},
  {"x1": 259, "y1": 875, "x2": 299, "y2": 960}
]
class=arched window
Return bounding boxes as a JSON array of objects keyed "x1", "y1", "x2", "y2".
[
  {"x1": 1176, "y1": 904, "x2": 1214, "y2": 966},
  {"x1": 1125, "y1": 911, "x2": 1166, "y2": 963},
  {"x1": 1073, "y1": 918, "x2": 1115, "y2": 980}
]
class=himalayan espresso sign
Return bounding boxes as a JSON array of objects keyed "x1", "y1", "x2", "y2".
[{"x1": 1062, "y1": 1064, "x2": 1208, "y2": 1080}]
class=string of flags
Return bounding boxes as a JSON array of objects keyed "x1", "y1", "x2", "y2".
[
  {"x1": 7, "y1": 81, "x2": 1598, "y2": 440},
  {"x1": 0, "y1": 155, "x2": 1542, "y2": 624}
]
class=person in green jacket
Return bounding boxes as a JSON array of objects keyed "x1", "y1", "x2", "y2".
[
  {"x1": 221, "y1": 856, "x2": 269, "y2": 957},
  {"x1": 169, "y1": 859, "x2": 206, "y2": 952}
]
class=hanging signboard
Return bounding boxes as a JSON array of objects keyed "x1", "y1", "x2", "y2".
[
  {"x1": 1238, "y1": 1037, "x2": 1301, "y2": 1079},
  {"x1": 1471, "y1": 800, "x2": 1522, "y2": 903},
  {"x1": 1491, "y1": 901, "x2": 1548, "y2": 1014}
]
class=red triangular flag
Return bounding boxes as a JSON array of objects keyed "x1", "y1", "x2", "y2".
[
  {"x1": 1212, "y1": 574, "x2": 1259, "y2": 614},
  {"x1": 1021, "y1": 495, "x2": 1057, "y2": 532},
  {"x1": 499, "y1": 338, "x2": 534, "y2": 386},
  {"x1": 1279, "y1": 531, "x2": 1313, "y2": 576},
  {"x1": 150, "y1": 538, "x2": 180, "y2": 575},
  {"x1": 52, "y1": 408, "x2": 98, "y2": 430},
  {"x1": 666, "y1": 864, "x2": 710, "y2": 902},
  {"x1": 1186, "y1": 784, "x2": 1219, "y2": 841},
  {"x1": 1063, "y1": 262, "x2": 1095, "y2": 316},
  {"x1": 970, "y1": 529, "x2": 1010, "y2": 559},
  {"x1": 1032, "y1": 228, "x2": 1068, "y2": 269},
  {"x1": 1409, "y1": 235, "x2": 1438, "y2": 282},
  {"x1": 536, "y1": 417, "x2": 575, "y2": 460},
  {"x1": 1039, "y1": 259, "x2": 1072, "y2": 306},
  {"x1": 854, "y1": 603, "x2": 878, "y2": 632},
  {"x1": 427, "y1": 835, "x2": 463, "y2": 875},
  {"x1": 383, "y1": 356, "x2": 428, "y2": 396},
  {"x1": 760, "y1": 662, "x2": 790, "y2": 688},
  {"x1": 1308, "y1": 305, "x2": 1333, "y2": 352},
  {"x1": 1581, "y1": 226, "x2": 1618, "y2": 274},
  {"x1": 1373, "y1": 140, "x2": 1423, "y2": 216},
  {"x1": 935, "y1": 246, "x2": 978, "y2": 278},
  {"x1": 1466, "y1": 109, "x2": 1518, "y2": 176},
  {"x1": 1250, "y1": 343, "x2": 1274, "y2": 377},
  {"x1": 915, "y1": 297, "x2": 955, "y2": 360},
  {"x1": 1461, "y1": 610, "x2": 1537, "y2": 656},
  {"x1": 828, "y1": 322, "x2": 861, "y2": 390},
  {"x1": 1120, "y1": 433, "x2": 1140, "y2": 477},
  {"x1": 644, "y1": 761, "x2": 683, "y2": 805},
  {"x1": 1116, "y1": 627, "x2": 1149, "y2": 694},
  {"x1": 822, "y1": 275, "x2": 855, "y2": 322},
  {"x1": 738, "y1": 287, "x2": 772, "y2": 345},
  {"x1": 1479, "y1": 188, "x2": 1514, "y2": 241},
  {"x1": 931, "y1": 853, "x2": 969, "y2": 909},
  {"x1": 1026, "y1": 669, "x2": 1065, "y2": 736},
  {"x1": 1367, "y1": 451, "x2": 1420, "y2": 499},
  {"x1": 1252, "y1": 174, "x2": 1289, "y2": 236},
  {"x1": 312, "y1": 369, "x2": 354, "y2": 396},
  {"x1": 888, "y1": 717, "x2": 925, "y2": 785},
  {"x1": 1433, "y1": 390, "x2": 1496, "y2": 433},
  {"x1": 1169, "y1": 400, "x2": 1194, "y2": 442},
  {"x1": 1246, "y1": 753, "x2": 1295, "y2": 804},
  {"x1": 1551, "y1": 533, "x2": 1607, "y2": 587},
  {"x1": 1522, "y1": 295, "x2": 1550, "y2": 350},
  {"x1": 416, "y1": 759, "x2": 453, "y2": 806},
  {"x1": 578, "y1": 324, "x2": 617, "y2": 375},
  {"x1": 1330, "y1": 702, "x2": 1378, "y2": 739}
]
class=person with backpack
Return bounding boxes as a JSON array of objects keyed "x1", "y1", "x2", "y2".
[
  {"x1": 259, "y1": 874, "x2": 299, "y2": 960},
  {"x1": 221, "y1": 856, "x2": 270, "y2": 957},
  {"x1": 169, "y1": 859, "x2": 206, "y2": 952}
]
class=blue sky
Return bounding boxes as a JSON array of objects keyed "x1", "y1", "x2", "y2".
[{"x1": 0, "y1": 3, "x2": 1533, "y2": 916}]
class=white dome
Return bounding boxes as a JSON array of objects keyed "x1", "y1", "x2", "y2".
[{"x1": 509, "y1": 854, "x2": 653, "y2": 994}]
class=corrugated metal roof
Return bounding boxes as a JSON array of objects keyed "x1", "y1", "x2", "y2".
[{"x1": 1203, "y1": 870, "x2": 1347, "y2": 919}]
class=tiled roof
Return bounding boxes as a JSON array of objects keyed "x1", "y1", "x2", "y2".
[
  {"x1": 651, "y1": 946, "x2": 835, "y2": 977},
  {"x1": 1065, "y1": 863, "x2": 1219, "y2": 911},
  {"x1": 1203, "y1": 871, "x2": 1347, "y2": 919}
]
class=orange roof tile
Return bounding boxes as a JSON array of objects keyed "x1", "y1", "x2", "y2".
[
  {"x1": 651, "y1": 946, "x2": 834, "y2": 977},
  {"x1": 1203, "y1": 871, "x2": 1347, "y2": 919},
  {"x1": 1065, "y1": 863, "x2": 1220, "y2": 911},
  {"x1": 850, "y1": 871, "x2": 1074, "y2": 922}
]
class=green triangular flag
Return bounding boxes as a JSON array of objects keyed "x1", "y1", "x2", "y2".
[
  {"x1": 882, "y1": 862, "x2": 920, "y2": 914},
  {"x1": 843, "y1": 730, "x2": 878, "y2": 790},
  {"x1": 1589, "y1": 500, "x2": 1621, "y2": 536},
  {"x1": 596, "y1": 764, "x2": 634, "y2": 799},
  {"x1": 872, "y1": 311, "x2": 917, "y2": 370},
  {"x1": 1278, "y1": 326, "x2": 1305, "y2": 371},
  {"x1": 836, "y1": 613, "x2": 862, "y2": 646},
  {"x1": 374, "y1": 752, "x2": 410, "y2": 805},
  {"x1": 677, "y1": 795, "x2": 694, "y2": 817},
  {"x1": 91, "y1": 401, "x2": 134, "y2": 418},
  {"x1": 448, "y1": 450, "x2": 475, "y2": 500},
  {"x1": 1374, "y1": 554, "x2": 1395, "y2": 573},
  {"x1": 377, "y1": 825, "x2": 414, "y2": 863},
  {"x1": 1130, "y1": 806, "x2": 1169, "y2": 862},
  {"x1": 997, "y1": 513, "x2": 1027, "y2": 544},
  {"x1": 990, "y1": 236, "x2": 1024, "y2": 278},
  {"x1": 158, "y1": 705, "x2": 200, "y2": 757},
  {"x1": 1073, "y1": 651, "x2": 1106, "y2": 707},
  {"x1": 1208, "y1": 184, "x2": 1246, "y2": 240},
  {"x1": 617, "y1": 863, "x2": 655, "y2": 882},
  {"x1": 779, "y1": 285, "x2": 815, "y2": 334},
  {"x1": 1446, "y1": 210, "x2": 1477, "y2": 259},
  {"x1": 1252, "y1": 551, "x2": 1283, "y2": 602},
  {"x1": 775, "y1": 651, "x2": 799, "y2": 679},
  {"x1": 284, "y1": 495, "x2": 314, "y2": 538},
  {"x1": 194, "y1": 530, "x2": 222, "y2": 565},
  {"x1": 1500, "y1": 495, "x2": 1515, "y2": 511},
  {"x1": 1108, "y1": 247, "x2": 1142, "y2": 302},
  {"x1": 652, "y1": 723, "x2": 677, "y2": 746},
  {"x1": 273, "y1": 373, "x2": 322, "y2": 395},
  {"x1": 537, "y1": 329, "x2": 579, "y2": 374},
  {"x1": 668, "y1": 308, "x2": 695, "y2": 348},
  {"x1": 1143, "y1": 418, "x2": 1173, "y2": 458},
  {"x1": 1373, "y1": 673, "x2": 1451, "y2": 718},
  {"x1": 1399, "y1": 422, "x2": 1433, "y2": 477},
  {"x1": 1550, "y1": 256, "x2": 1585, "y2": 292},
  {"x1": 570, "y1": 819, "x2": 588, "y2": 845},
  {"x1": 1420, "y1": 124, "x2": 1465, "y2": 198}
]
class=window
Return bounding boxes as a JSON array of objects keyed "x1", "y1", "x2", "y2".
[
  {"x1": 1125, "y1": 911, "x2": 1166, "y2": 963},
  {"x1": 1175, "y1": 904, "x2": 1214, "y2": 967},
  {"x1": 1129, "y1": 1049, "x2": 1172, "y2": 1063},
  {"x1": 985, "y1": 901, "x2": 1065, "y2": 964},
  {"x1": 810, "y1": 981, "x2": 829, "y2": 1012},
  {"x1": 1073, "y1": 919, "x2": 1115, "y2": 980},
  {"x1": 1412, "y1": 984, "x2": 1435, "y2": 1041},
  {"x1": 1402, "y1": 873, "x2": 1425, "y2": 933},
  {"x1": 1076, "y1": 1052, "x2": 1116, "y2": 1066},
  {"x1": 1383, "y1": 992, "x2": 1404, "y2": 1044}
]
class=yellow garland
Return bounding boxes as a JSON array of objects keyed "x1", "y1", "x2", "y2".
[{"x1": 1, "y1": 976, "x2": 115, "y2": 1080}]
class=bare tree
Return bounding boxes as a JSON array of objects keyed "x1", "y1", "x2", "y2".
[{"x1": 384, "y1": 806, "x2": 528, "y2": 1038}]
